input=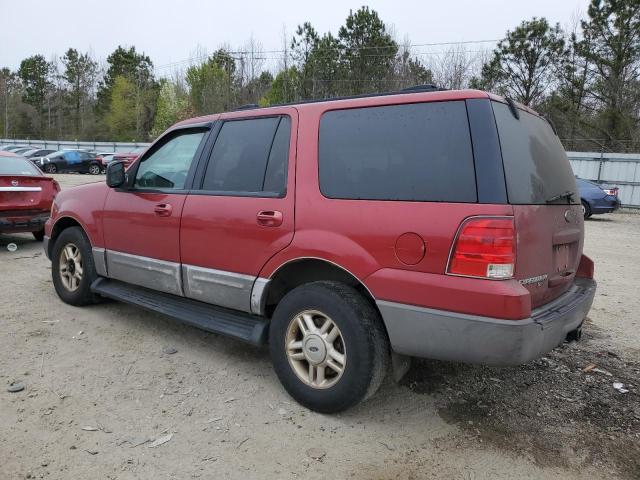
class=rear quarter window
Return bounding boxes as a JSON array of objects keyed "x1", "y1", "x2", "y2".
[
  {"x1": 493, "y1": 102, "x2": 578, "y2": 205},
  {"x1": 318, "y1": 101, "x2": 477, "y2": 202}
]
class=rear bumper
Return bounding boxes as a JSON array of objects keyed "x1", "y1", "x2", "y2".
[
  {"x1": 590, "y1": 196, "x2": 620, "y2": 214},
  {"x1": 0, "y1": 212, "x2": 49, "y2": 234},
  {"x1": 377, "y1": 277, "x2": 596, "y2": 366}
]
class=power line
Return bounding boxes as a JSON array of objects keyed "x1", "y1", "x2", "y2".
[{"x1": 151, "y1": 39, "x2": 498, "y2": 72}]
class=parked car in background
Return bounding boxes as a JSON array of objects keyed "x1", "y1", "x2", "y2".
[
  {"x1": 0, "y1": 151, "x2": 60, "y2": 241},
  {"x1": 112, "y1": 146, "x2": 147, "y2": 167},
  {"x1": 23, "y1": 148, "x2": 56, "y2": 159},
  {"x1": 36, "y1": 150, "x2": 102, "y2": 174},
  {"x1": 576, "y1": 177, "x2": 621, "y2": 219},
  {"x1": 12, "y1": 147, "x2": 35, "y2": 155},
  {"x1": 2, "y1": 145, "x2": 30, "y2": 152},
  {"x1": 88, "y1": 151, "x2": 117, "y2": 171},
  {"x1": 44, "y1": 87, "x2": 596, "y2": 413}
]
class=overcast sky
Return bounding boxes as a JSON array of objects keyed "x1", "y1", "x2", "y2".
[{"x1": 1, "y1": 0, "x2": 591, "y2": 74}]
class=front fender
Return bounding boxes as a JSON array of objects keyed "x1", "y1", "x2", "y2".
[{"x1": 46, "y1": 182, "x2": 109, "y2": 248}]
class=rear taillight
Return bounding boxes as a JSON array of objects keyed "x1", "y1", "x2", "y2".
[
  {"x1": 604, "y1": 187, "x2": 618, "y2": 196},
  {"x1": 447, "y1": 217, "x2": 515, "y2": 279}
]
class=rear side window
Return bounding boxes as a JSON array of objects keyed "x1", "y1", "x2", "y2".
[
  {"x1": 493, "y1": 102, "x2": 578, "y2": 205},
  {"x1": 202, "y1": 116, "x2": 290, "y2": 195},
  {"x1": 318, "y1": 101, "x2": 476, "y2": 202}
]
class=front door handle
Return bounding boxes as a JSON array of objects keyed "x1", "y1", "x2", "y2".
[
  {"x1": 257, "y1": 210, "x2": 283, "y2": 227},
  {"x1": 154, "y1": 203, "x2": 173, "y2": 217}
]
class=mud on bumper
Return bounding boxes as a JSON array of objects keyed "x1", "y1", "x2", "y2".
[{"x1": 377, "y1": 278, "x2": 597, "y2": 366}]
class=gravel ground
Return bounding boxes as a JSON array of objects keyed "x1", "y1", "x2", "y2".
[{"x1": 1, "y1": 174, "x2": 638, "y2": 479}]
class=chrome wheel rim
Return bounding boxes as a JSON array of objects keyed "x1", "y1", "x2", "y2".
[
  {"x1": 89, "y1": 165, "x2": 100, "y2": 174},
  {"x1": 285, "y1": 310, "x2": 346, "y2": 389},
  {"x1": 59, "y1": 243, "x2": 83, "y2": 291},
  {"x1": 581, "y1": 204, "x2": 586, "y2": 215}
]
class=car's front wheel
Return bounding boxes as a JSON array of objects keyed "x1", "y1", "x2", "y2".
[
  {"x1": 269, "y1": 281, "x2": 389, "y2": 413},
  {"x1": 51, "y1": 227, "x2": 98, "y2": 306},
  {"x1": 44, "y1": 163, "x2": 57, "y2": 174}
]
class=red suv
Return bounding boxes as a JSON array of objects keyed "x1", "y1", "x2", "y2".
[{"x1": 44, "y1": 88, "x2": 596, "y2": 413}]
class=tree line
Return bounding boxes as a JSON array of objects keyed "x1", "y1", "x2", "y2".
[{"x1": 1, "y1": 1, "x2": 638, "y2": 152}]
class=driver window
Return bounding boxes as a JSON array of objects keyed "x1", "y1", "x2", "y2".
[{"x1": 134, "y1": 130, "x2": 206, "y2": 189}]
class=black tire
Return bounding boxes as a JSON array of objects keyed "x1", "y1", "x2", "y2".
[
  {"x1": 51, "y1": 226, "x2": 98, "y2": 306},
  {"x1": 32, "y1": 229, "x2": 45, "y2": 241},
  {"x1": 89, "y1": 163, "x2": 101, "y2": 175},
  {"x1": 269, "y1": 281, "x2": 389, "y2": 413},
  {"x1": 581, "y1": 200, "x2": 592, "y2": 219},
  {"x1": 44, "y1": 163, "x2": 57, "y2": 174}
]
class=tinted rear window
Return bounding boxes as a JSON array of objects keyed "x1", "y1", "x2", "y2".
[
  {"x1": 493, "y1": 102, "x2": 578, "y2": 205},
  {"x1": 319, "y1": 101, "x2": 477, "y2": 202}
]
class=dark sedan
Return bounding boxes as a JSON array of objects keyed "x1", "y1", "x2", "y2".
[
  {"x1": 577, "y1": 177, "x2": 621, "y2": 219},
  {"x1": 35, "y1": 150, "x2": 102, "y2": 175}
]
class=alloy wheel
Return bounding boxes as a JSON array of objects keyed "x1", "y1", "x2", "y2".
[
  {"x1": 285, "y1": 309, "x2": 346, "y2": 389},
  {"x1": 58, "y1": 243, "x2": 83, "y2": 291}
]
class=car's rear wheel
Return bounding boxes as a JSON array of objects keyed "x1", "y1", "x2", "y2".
[
  {"x1": 51, "y1": 227, "x2": 98, "y2": 306},
  {"x1": 44, "y1": 163, "x2": 57, "y2": 174},
  {"x1": 32, "y1": 229, "x2": 45, "y2": 241},
  {"x1": 581, "y1": 200, "x2": 592, "y2": 219},
  {"x1": 269, "y1": 281, "x2": 389, "y2": 413},
  {"x1": 89, "y1": 163, "x2": 101, "y2": 175}
]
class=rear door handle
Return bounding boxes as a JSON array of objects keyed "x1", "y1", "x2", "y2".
[
  {"x1": 154, "y1": 203, "x2": 173, "y2": 217},
  {"x1": 257, "y1": 210, "x2": 283, "y2": 227}
]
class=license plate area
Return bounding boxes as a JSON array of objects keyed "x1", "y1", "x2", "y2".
[{"x1": 554, "y1": 243, "x2": 571, "y2": 273}]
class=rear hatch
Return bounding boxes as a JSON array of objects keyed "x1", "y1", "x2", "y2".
[{"x1": 492, "y1": 101, "x2": 584, "y2": 308}]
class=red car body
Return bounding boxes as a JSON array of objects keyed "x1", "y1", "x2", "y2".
[
  {"x1": 1, "y1": 151, "x2": 59, "y2": 238},
  {"x1": 44, "y1": 88, "x2": 596, "y2": 404}
]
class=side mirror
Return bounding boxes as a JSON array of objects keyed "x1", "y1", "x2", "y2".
[{"x1": 106, "y1": 161, "x2": 126, "y2": 188}]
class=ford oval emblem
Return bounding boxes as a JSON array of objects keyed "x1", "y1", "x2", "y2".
[
  {"x1": 11, "y1": 180, "x2": 19, "y2": 186},
  {"x1": 564, "y1": 209, "x2": 576, "y2": 223}
]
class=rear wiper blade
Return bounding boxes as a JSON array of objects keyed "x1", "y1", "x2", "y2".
[{"x1": 546, "y1": 191, "x2": 575, "y2": 203}]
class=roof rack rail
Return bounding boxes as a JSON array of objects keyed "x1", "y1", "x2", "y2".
[
  {"x1": 233, "y1": 85, "x2": 449, "y2": 111},
  {"x1": 401, "y1": 84, "x2": 446, "y2": 92},
  {"x1": 234, "y1": 103, "x2": 260, "y2": 111}
]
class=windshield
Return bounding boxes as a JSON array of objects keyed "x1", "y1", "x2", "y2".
[
  {"x1": 493, "y1": 101, "x2": 578, "y2": 205},
  {"x1": 0, "y1": 156, "x2": 43, "y2": 175}
]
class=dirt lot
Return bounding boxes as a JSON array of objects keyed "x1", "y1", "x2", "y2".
[{"x1": 1, "y1": 174, "x2": 639, "y2": 479}]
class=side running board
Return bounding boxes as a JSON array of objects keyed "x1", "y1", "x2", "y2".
[{"x1": 91, "y1": 277, "x2": 269, "y2": 346}]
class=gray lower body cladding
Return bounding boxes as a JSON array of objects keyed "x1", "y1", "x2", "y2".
[{"x1": 377, "y1": 277, "x2": 596, "y2": 366}]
